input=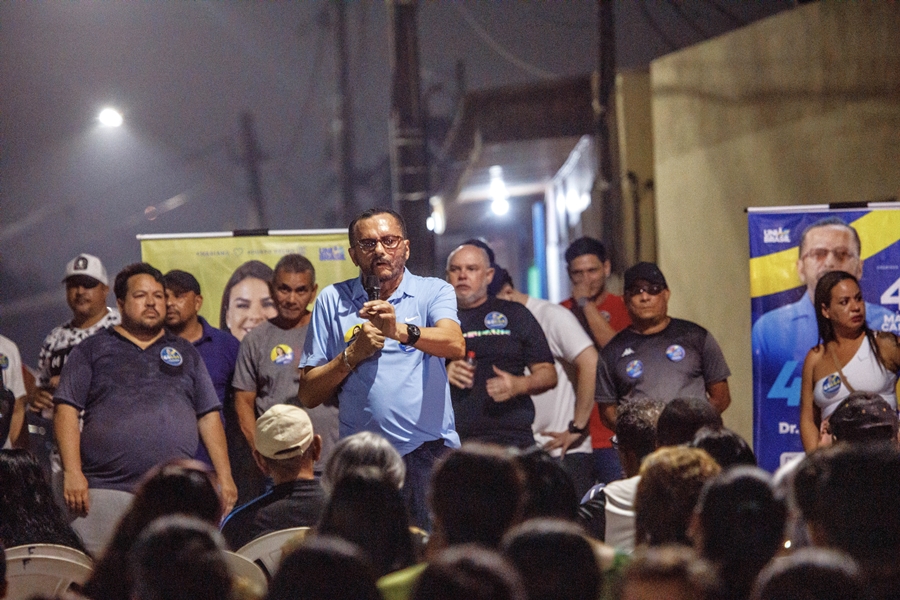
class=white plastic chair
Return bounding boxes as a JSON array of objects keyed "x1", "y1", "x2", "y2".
[
  {"x1": 235, "y1": 527, "x2": 311, "y2": 579},
  {"x1": 5, "y1": 544, "x2": 93, "y2": 569},
  {"x1": 5, "y1": 555, "x2": 93, "y2": 600},
  {"x1": 225, "y1": 551, "x2": 268, "y2": 595}
]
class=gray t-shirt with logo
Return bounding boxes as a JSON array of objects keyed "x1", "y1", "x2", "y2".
[{"x1": 233, "y1": 320, "x2": 339, "y2": 464}]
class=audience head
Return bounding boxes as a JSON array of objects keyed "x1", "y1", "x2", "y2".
[
  {"x1": 0, "y1": 449, "x2": 87, "y2": 553},
  {"x1": 616, "y1": 398, "x2": 666, "y2": 477},
  {"x1": 267, "y1": 535, "x2": 380, "y2": 600},
  {"x1": 615, "y1": 545, "x2": 721, "y2": 600},
  {"x1": 828, "y1": 391, "x2": 898, "y2": 445},
  {"x1": 411, "y1": 544, "x2": 527, "y2": 600},
  {"x1": 321, "y1": 431, "x2": 405, "y2": 495},
  {"x1": 513, "y1": 447, "x2": 579, "y2": 521},
  {"x1": 129, "y1": 515, "x2": 233, "y2": 600},
  {"x1": 750, "y1": 547, "x2": 862, "y2": 600},
  {"x1": 0, "y1": 542, "x2": 6, "y2": 600},
  {"x1": 429, "y1": 443, "x2": 525, "y2": 548},
  {"x1": 253, "y1": 404, "x2": 321, "y2": 484},
  {"x1": 315, "y1": 468, "x2": 414, "y2": 577},
  {"x1": 635, "y1": 446, "x2": 721, "y2": 547},
  {"x1": 793, "y1": 442, "x2": 900, "y2": 567},
  {"x1": 692, "y1": 466, "x2": 786, "y2": 599},
  {"x1": 656, "y1": 398, "x2": 723, "y2": 447},
  {"x1": 689, "y1": 427, "x2": 756, "y2": 469},
  {"x1": 501, "y1": 518, "x2": 601, "y2": 600},
  {"x1": 813, "y1": 270, "x2": 862, "y2": 344},
  {"x1": 84, "y1": 460, "x2": 223, "y2": 600}
]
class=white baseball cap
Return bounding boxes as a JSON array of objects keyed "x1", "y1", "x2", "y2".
[
  {"x1": 63, "y1": 254, "x2": 109, "y2": 286},
  {"x1": 255, "y1": 404, "x2": 314, "y2": 460}
]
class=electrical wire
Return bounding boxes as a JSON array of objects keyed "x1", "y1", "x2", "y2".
[
  {"x1": 638, "y1": 1, "x2": 679, "y2": 52},
  {"x1": 703, "y1": 0, "x2": 746, "y2": 27},
  {"x1": 449, "y1": 2, "x2": 557, "y2": 80},
  {"x1": 664, "y1": 0, "x2": 710, "y2": 40}
]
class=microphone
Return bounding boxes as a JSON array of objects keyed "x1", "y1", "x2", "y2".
[{"x1": 364, "y1": 274, "x2": 381, "y2": 302}]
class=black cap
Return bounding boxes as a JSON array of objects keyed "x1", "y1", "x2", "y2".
[
  {"x1": 829, "y1": 392, "x2": 898, "y2": 443},
  {"x1": 162, "y1": 270, "x2": 201, "y2": 295},
  {"x1": 624, "y1": 262, "x2": 667, "y2": 291}
]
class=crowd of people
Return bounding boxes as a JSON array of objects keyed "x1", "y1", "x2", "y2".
[{"x1": 1, "y1": 208, "x2": 899, "y2": 599}]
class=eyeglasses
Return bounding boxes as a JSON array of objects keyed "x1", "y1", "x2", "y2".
[
  {"x1": 625, "y1": 283, "x2": 666, "y2": 296},
  {"x1": 801, "y1": 248, "x2": 858, "y2": 263},
  {"x1": 355, "y1": 236, "x2": 404, "y2": 252}
]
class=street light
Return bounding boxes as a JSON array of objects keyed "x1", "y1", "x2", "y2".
[
  {"x1": 489, "y1": 165, "x2": 509, "y2": 216},
  {"x1": 98, "y1": 107, "x2": 123, "y2": 128}
]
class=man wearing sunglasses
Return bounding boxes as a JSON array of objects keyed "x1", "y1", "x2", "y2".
[
  {"x1": 299, "y1": 208, "x2": 465, "y2": 529},
  {"x1": 27, "y1": 254, "x2": 121, "y2": 486},
  {"x1": 595, "y1": 262, "x2": 731, "y2": 425}
]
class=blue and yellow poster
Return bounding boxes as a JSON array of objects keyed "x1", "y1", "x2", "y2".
[
  {"x1": 749, "y1": 206, "x2": 900, "y2": 471},
  {"x1": 139, "y1": 229, "x2": 359, "y2": 342}
]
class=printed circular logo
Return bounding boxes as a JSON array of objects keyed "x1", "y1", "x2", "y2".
[
  {"x1": 270, "y1": 344, "x2": 294, "y2": 365},
  {"x1": 600, "y1": 310, "x2": 612, "y2": 323},
  {"x1": 666, "y1": 345, "x2": 686, "y2": 362},
  {"x1": 484, "y1": 311, "x2": 508, "y2": 329},
  {"x1": 344, "y1": 324, "x2": 363, "y2": 343},
  {"x1": 821, "y1": 374, "x2": 842, "y2": 397},
  {"x1": 160, "y1": 347, "x2": 183, "y2": 367},
  {"x1": 0, "y1": 353, "x2": 8, "y2": 370},
  {"x1": 625, "y1": 359, "x2": 643, "y2": 379}
]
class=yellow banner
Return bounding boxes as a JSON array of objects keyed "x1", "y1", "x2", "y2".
[{"x1": 140, "y1": 231, "x2": 358, "y2": 339}]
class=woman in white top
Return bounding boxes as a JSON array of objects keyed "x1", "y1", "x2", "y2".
[{"x1": 800, "y1": 270, "x2": 900, "y2": 453}]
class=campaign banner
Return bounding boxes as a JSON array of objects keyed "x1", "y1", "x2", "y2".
[
  {"x1": 749, "y1": 206, "x2": 900, "y2": 472},
  {"x1": 139, "y1": 230, "x2": 359, "y2": 341}
]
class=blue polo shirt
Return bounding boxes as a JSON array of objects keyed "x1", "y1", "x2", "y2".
[
  {"x1": 193, "y1": 316, "x2": 240, "y2": 403},
  {"x1": 300, "y1": 269, "x2": 461, "y2": 456},
  {"x1": 55, "y1": 328, "x2": 221, "y2": 492}
]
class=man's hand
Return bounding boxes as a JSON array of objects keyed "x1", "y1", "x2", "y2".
[
  {"x1": 348, "y1": 321, "x2": 385, "y2": 366},
  {"x1": 486, "y1": 366, "x2": 521, "y2": 402},
  {"x1": 447, "y1": 359, "x2": 475, "y2": 389},
  {"x1": 571, "y1": 280, "x2": 595, "y2": 303},
  {"x1": 360, "y1": 300, "x2": 398, "y2": 341},
  {"x1": 27, "y1": 388, "x2": 55, "y2": 412},
  {"x1": 540, "y1": 430, "x2": 586, "y2": 455},
  {"x1": 64, "y1": 470, "x2": 90, "y2": 516},
  {"x1": 219, "y1": 475, "x2": 238, "y2": 516}
]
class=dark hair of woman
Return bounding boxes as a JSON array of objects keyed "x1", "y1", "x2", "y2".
[
  {"x1": 694, "y1": 466, "x2": 786, "y2": 600},
  {"x1": 814, "y1": 270, "x2": 884, "y2": 365},
  {"x1": 0, "y1": 449, "x2": 88, "y2": 553},
  {"x1": 315, "y1": 468, "x2": 415, "y2": 578},
  {"x1": 690, "y1": 426, "x2": 757, "y2": 469},
  {"x1": 218, "y1": 260, "x2": 275, "y2": 330},
  {"x1": 266, "y1": 535, "x2": 381, "y2": 600},
  {"x1": 82, "y1": 460, "x2": 223, "y2": 600}
]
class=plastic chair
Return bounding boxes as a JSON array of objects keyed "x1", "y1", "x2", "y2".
[
  {"x1": 235, "y1": 527, "x2": 311, "y2": 579},
  {"x1": 5, "y1": 544, "x2": 93, "y2": 569},
  {"x1": 225, "y1": 551, "x2": 268, "y2": 595},
  {"x1": 5, "y1": 555, "x2": 93, "y2": 599}
]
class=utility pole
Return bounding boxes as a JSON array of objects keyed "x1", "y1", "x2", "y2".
[
  {"x1": 387, "y1": 0, "x2": 434, "y2": 275},
  {"x1": 596, "y1": 0, "x2": 624, "y2": 272},
  {"x1": 240, "y1": 111, "x2": 268, "y2": 228},
  {"x1": 334, "y1": 0, "x2": 355, "y2": 225}
]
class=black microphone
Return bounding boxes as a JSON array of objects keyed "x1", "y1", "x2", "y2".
[{"x1": 364, "y1": 274, "x2": 381, "y2": 302}]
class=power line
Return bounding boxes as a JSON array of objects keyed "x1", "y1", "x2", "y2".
[
  {"x1": 703, "y1": 0, "x2": 746, "y2": 27},
  {"x1": 450, "y1": 2, "x2": 557, "y2": 80},
  {"x1": 664, "y1": 0, "x2": 710, "y2": 40},
  {"x1": 638, "y1": 1, "x2": 679, "y2": 52}
]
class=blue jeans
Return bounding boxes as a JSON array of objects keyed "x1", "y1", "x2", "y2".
[
  {"x1": 593, "y1": 447, "x2": 623, "y2": 485},
  {"x1": 403, "y1": 439, "x2": 451, "y2": 532}
]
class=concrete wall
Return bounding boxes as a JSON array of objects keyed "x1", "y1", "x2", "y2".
[{"x1": 650, "y1": 2, "x2": 900, "y2": 444}]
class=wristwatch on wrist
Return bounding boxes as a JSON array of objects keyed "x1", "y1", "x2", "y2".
[
  {"x1": 405, "y1": 323, "x2": 421, "y2": 347},
  {"x1": 568, "y1": 420, "x2": 589, "y2": 435}
]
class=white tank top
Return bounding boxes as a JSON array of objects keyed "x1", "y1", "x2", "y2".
[{"x1": 813, "y1": 336, "x2": 898, "y2": 419}]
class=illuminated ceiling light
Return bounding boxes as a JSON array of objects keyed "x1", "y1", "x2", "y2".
[
  {"x1": 428, "y1": 195, "x2": 446, "y2": 234},
  {"x1": 98, "y1": 107, "x2": 123, "y2": 127},
  {"x1": 489, "y1": 165, "x2": 509, "y2": 216}
]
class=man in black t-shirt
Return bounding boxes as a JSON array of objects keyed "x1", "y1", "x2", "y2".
[{"x1": 445, "y1": 244, "x2": 556, "y2": 448}]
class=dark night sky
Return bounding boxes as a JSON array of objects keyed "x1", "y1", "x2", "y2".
[{"x1": 0, "y1": 1, "x2": 793, "y2": 361}]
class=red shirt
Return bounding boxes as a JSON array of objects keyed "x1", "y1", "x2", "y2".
[{"x1": 561, "y1": 293, "x2": 630, "y2": 449}]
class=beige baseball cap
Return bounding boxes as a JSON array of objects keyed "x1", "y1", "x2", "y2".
[{"x1": 255, "y1": 404, "x2": 314, "y2": 460}]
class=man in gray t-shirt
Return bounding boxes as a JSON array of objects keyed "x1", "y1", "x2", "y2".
[
  {"x1": 596, "y1": 262, "x2": 731, "y2": 428},
  {"x1": 232, "y1": 255, "x2": 339, "y2": 478}
]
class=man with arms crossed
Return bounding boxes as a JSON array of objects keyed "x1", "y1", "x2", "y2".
[
  {"x1": 298, "y1": 208, "x2": 465, "y2": 528},
  {"x1": 54, "y1": 263, "x2": 236, "y2": 555}
]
